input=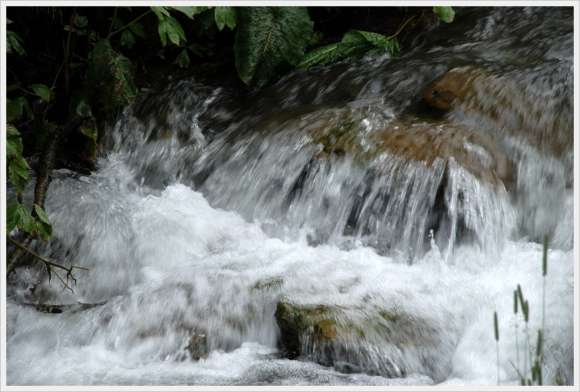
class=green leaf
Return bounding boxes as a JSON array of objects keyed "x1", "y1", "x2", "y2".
[
  {"x1": 30, "y1": 83, "x2": 52, "y2": 102},
  {"x1": 7, "y1": 203, "x2": 33, "y2": 233},
  {"x1": 8, "y1": 155, "x2": 30, "y2": 192},
  {"x1": 299, "y1": 29, "x2": 398, "y2": 70},
  {"x1": 344, "y1": 30, "x2": 398, "y2": 53},
  {"x1": 110, "y1": 14, "x2": 124, "y2": 30},
  {"x1": 120, "y1": 29, "x2": 136, "y2": 49},
  {"x1": 214, "y1": 7, "x2": 237, "y2": 31},
  {"x1": 6, "y1": 124, "x2": 24, "y2": 159},
  {"x1": 169, "y1": 6, "x2": 209, "y2": 19},
  {"x1": 80, "y1": 123, "x2": 98, "y2": 143},
  {"x1": 433, "y1": 6, "x2": 455, "y2": 23},
  {"x1": 188, "y1": 43, "x2": 212, "y2": 58},
  {"x1": 33, "y1": 204, "x2": 51, "y2": 225},
  {"x1": 33, "y1": 204, "x2": 53, "y2": 240},
  {"x1": 35, "y1": 221, "x2": 52, "y2": 240},
  {"x1": 151, "y1": 6, "x2": 170, "y2": 21},
  {"x1": 174, "y1": 49, "x2": 190, "y2": 68},
  {"x1": 7, "y1": 123, "x2": 20, "y2": 137},
  {"x1": 129, "y1": 22, "x2": 146, "y2": 38},
  {"x1": 74, "y1": 14, "x2": 88, "y2": 29},
  {"x1": 75, "y1": 99, "x2": 93, "y2": 117},
  {"x1": 87, "y1": 39, "x2": 137, "y2": 118},
  {"x1": 7, "y1": 203, "x2": 19, "y2": 232},
  {"x1": 298, "y1": 42, "x2": 345, "y2": 69},
  {"x1": 7, "y1": 31, "x2": 26, "y2": 56},
  {"x1": 7, "y1": 96, "x2": 31, "y2": 122},
  {"x1": 158, "y1": 15, "x2": 186, "y2": 46},
  {"x1": 234, "y1": 7, "x2": 313, "y2": 86}
]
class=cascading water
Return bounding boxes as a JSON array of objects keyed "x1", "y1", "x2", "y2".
[{"x1": 6, "y1": 7, "x2": 574, "y2": 386}]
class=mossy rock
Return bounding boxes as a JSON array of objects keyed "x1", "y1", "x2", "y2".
[
  {"x1": 274, "y1": 299, "x2": 456, "y2": 380},
  {"x1": 250, "y1": 105, "x2": 513, "y2": 189}
]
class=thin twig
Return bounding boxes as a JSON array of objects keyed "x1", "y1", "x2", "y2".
[
  {"x1": 387, "y1": 15, "x2": 417, "y2": 40},
  {"x1": 8, "y1": 236, "x2": 88, "y2": 272},
  {"x1": 108, "y1": 9, "x2": 152, "y2": 39},
  {"x1": 108, "y1": 7, "x2": 119, "y2": 36}
]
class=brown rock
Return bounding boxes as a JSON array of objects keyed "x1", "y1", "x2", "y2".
[{"x1": 423, "y1": 66, "x2": 572, "y2": 156}]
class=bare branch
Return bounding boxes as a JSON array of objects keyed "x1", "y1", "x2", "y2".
[{"x1": 6, "y1": 236, "x2": 88, "y2": 292}]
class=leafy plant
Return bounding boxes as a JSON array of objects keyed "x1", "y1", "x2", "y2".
[
  {"x1": 433, "y1": 6, "x2": 455, "y2": 23},
  {"x1": 7, "y1": 18, "x2": 26, "y2": 56},
  {"x1": 6, "y1": 124, "x2": 30, "y2": 195},
  {"x1": 214, "y1": 6, "x2": 237, "y2": 31},
  {"x1": 234, "y1": 7, "x2": 314, "y2": 86},
  {"x1": 154, "y1": 9, "x2": 187, "y2": 47},
  {"x1": 30, "y1": 84, "x2": 52, "y2": 103},
  {"x1": 86, "y1": 39, "x2": 137, "y2": 119},
  {"x1": 299, "y1": 29, "x2": 400, "y2": 69},
  {"x1": 6, "y1": 125, "x2": 53, "y2": 240}
]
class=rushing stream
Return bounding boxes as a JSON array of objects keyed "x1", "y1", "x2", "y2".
[{"x1": 6, "y1": 7, "x2": 574, "y2": 386}]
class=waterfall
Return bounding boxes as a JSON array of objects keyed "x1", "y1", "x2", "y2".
[{"x1": 6, "y1": 6, "x2": 574, "y2": 386}]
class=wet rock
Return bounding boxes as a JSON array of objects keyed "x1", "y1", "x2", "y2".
[
  {"x1": 374, "y1": 118, "x2": 514, "y2": 188},
  {"x1": 274, "y1": 299, "x2": 457, "y2": 381},
  {"x1": 204, "y1": 104, "x2": 515, "y2": 257},
  {"x1": 423, "y1": 65, "x2": 573, "y2": 156},
  {"x1": 185, "y1": 330, "x2": 208, "y2": 360},
  {"x1": 252, "y1": 277, "x2": 284, "y2": 293},
  {"x1": 261, "y1": 107, "x2": 513, "y2": 189}
]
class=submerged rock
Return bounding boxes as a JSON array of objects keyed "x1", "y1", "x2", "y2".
[
  {"x1": 252, "y1": 106, "x2": 513, "y2": 189},
  {"x1": 201, "y1": 104, "x2": 515, "y2": 258},
  {"x1": 274, "y1": 299, "x2": 458, "y2": 381}
]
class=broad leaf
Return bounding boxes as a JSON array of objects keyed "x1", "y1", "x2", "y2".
[
  {"x1": 8, "y1": 155, "x2": 30, "y2": 192},
  {"x1": 6, "y1": 124, "x2": 23, "y2": 160},
  {"x1": 214, "y1": 7, "x2": 237, "y2": 31},
  {"x1": 151, "y1": 7, "x2": 170, "y2": 20},
  {"x1": 33, "y1": 204, "x2": 53, "y2": 240},
  {"x1": 79, "y1": 122, "x2": 98, "y2": 143},
  {"x1": 433, "y1": 6, "x2": 455, "y2": 23},
  {"x1": 7, "y1": 96, "x2": 31, "y2": 122},
  {"x1": 30, "y1": 84, "x2": 52, "y2": 102},
  {"x1": 298, "y1": 42, "x2": 349, "y2": 69},
  {"x1": 7, "y1": 203, "x2": 19, "y2": 232},
  {"x1": 129, "y1": 22, "x2": 146, "y2": 38},
  {"x1": 34, "y1": 204, "x2": 51, "y2": 225},
  {"x1": 234, "y1": 7, "x2": 313, "y2": 86},
  {"x1": 7, "y1": 123, "x2": 20, "y2": 137},
  {"x1": 120, "y1": 29, "x2": 136, "y2": 48},
  {"x1": 174, "y1": 49, "x2": 190, "y2": 68},
  {"x1": 7, "y1": 203, "x2": 33, "y2": 233},
  {"x1": 7, "y1": 31, "x2": 26, "y2": 55},
  {"x1": 158, "y1": 15, "x2": 186, "y2": 46},
  {"x1": 343, "y1": 30, "x2": 399, "y2": 56},
  {"x1": 75, "y1": 99, "x2": 93, "y2": 117},
  {"x1": 170, "y1": 6, "x2": 209, "y2": 19},
  {"x1": 299, "y1": 29, "x2": 398, "y2": 69},
  {"x1": 74, "y1": 14, "x2": 88, "y2": 28}
]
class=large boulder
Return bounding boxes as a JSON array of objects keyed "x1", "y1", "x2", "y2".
[
  {"x1": 274, "y1": 299, "x2": 457, "y2": 382},
  {"x1": 201, "y1": 105, "x2": 515, "y2": 257},
  {"x1": 252, "y1": 107, "x2": 513, "y2": 189}
]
